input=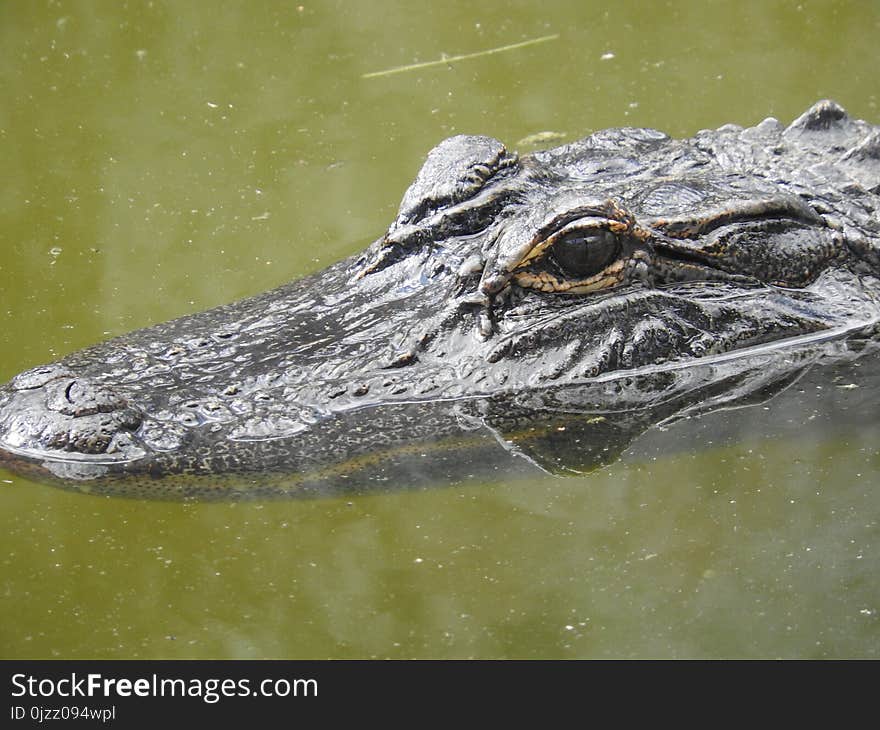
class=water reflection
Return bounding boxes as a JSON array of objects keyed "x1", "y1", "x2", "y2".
[{"x1": 2, "y1": 333, "x2": 878, "y2": 657}]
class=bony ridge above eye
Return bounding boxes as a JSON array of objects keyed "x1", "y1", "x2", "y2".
[{"x1": 549, "y1": 228, "x2": 621, "y2": 277}]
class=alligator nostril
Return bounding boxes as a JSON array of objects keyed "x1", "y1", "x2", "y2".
[
  {"x1": 46, "y1": 378, "x2": 133, "y2": 418},
  {"x1": 0, "y1": 380, "x2": 144, "y2": 458},
  {"x1": 11, "y1": 364, "x2": 75, "y2": 391}
]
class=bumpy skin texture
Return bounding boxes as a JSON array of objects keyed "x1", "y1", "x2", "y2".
[{"x1": 0, "y1": 100, "x2": 879, "y2": 498}]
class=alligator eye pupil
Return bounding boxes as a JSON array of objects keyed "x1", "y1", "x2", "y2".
[{"x1": 550, "y1": 229, "x2": 620, "y2": 277}]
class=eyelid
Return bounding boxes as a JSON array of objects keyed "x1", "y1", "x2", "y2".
[
  {"x1": 518, "y1": 217, "x2": 618, "y2": 268},
  {"x1": 546, "y1": 217, "x2": 614, "y2": 242}
]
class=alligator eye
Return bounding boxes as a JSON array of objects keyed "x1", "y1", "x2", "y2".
[{"x1": 549, "y1": 229, "x2": 620, "y2": 277}]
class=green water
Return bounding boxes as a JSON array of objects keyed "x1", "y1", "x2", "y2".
[{"x1": 1, "y1": 0, "x2": 879, "y2": 658}]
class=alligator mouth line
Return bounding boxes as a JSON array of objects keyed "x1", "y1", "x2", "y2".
[{"x1": 0, "y1": 440, "x2": 146, "y2": 465}]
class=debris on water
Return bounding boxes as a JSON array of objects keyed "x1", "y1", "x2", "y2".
[
  {"x1": 515, "y1": 130, "x2": 567, "y2": 148},
  {"x1": 600, "y1": 51, "x2": 615, "y2": 60},
  {"x1": 362, "y1": 33, "x2": 559, "y2": 79}
]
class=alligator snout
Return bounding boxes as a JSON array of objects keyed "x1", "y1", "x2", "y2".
[
  {"x1": 0, "y1": 366, "x2": 142, "y2": 458},
  {"x1": 42, "y1": 377, "x2": 132, "y2": 419}
]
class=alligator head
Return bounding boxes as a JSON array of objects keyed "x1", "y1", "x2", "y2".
[{"x1": 1, "y1": 100, "x2": 879, "y2": 497}]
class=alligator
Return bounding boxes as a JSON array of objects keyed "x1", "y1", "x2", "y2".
[{"x1": 1, "y1": 100, "x2": 879, "y2": 499}]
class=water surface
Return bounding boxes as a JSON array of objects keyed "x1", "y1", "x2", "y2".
[{"x1": 1, "y1": 0, "x2": 879, "y2": 658}]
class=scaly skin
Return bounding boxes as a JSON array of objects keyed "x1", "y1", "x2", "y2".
[{"x1": 0, "y1": 100, "x2": 878, "y2": 498}]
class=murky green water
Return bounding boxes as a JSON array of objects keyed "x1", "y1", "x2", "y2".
[{"x1": 1, "y1": 0, "x2": 879, "y2": 658}]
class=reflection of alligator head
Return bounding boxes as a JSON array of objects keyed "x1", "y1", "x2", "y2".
[{"x1": 1, "y1": 100, "x2": 879, "y2": 499}]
